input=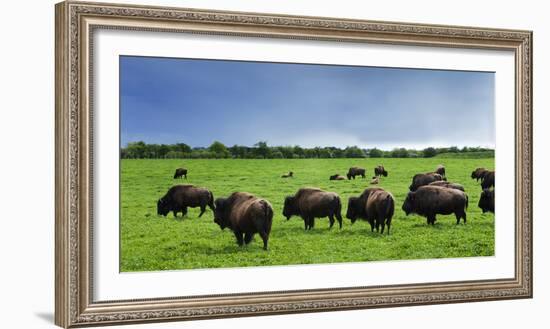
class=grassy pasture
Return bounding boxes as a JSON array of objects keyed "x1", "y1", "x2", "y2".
[{"x1": 120, "y1": 158, "x2": 494, "y2": 272}]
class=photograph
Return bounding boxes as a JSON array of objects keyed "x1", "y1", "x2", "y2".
[{"x1": 119, "y1": 55, "x2": 496, "y2": 272}]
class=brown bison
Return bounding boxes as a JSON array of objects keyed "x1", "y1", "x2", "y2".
[
  {"x1": 480, "y1": 171, "x2": 495, "y2": 190},
  {"x1": 435, "y1": 164, "x2": 446, "y2": 177},
  {"x1": 428, "y1": 180, "x2": 465, "y2": 191},
  {"x1": 409, "y1": 172, "x2": 445, "y2": 191},
  {"x1": 283, "y1": 187, "x2": 343, "y2": 230},
  {"x1": 329, "y1": 174, "x2": 346, "y2": 180},
  {"x1": 157, "y1": 185, "x2": 214, "y2": 218},
  {"x1": 370, "y1": 176, "x2": 380, "y2": 184},
  {"x1": 281, "y1": 171, "x2": 294, "y2": 178},
  {"x1": 173, "y1": 168, "x2": 188, "y2": 179},
  {"x1": 471, "y1": 167, "x2": 488, "y2": 181},
  {"x1": 402, "y1": 185, "x2": 468, "y2": 225},
  {"x1": 478, "y1": 189, "x2": 494, "y2": 213},
  {"x1": 347, "y1": 167, "x2": 366, "y2": 180},
  {"x1": 346, "y1": 188, "x2": 394, "y2": 234},
  {"x1": 374, "y1": 165, "x2": 388, "y2": 177},
  {"x1": 213, "y1": 192, "x2": 273, "y2": 250}
]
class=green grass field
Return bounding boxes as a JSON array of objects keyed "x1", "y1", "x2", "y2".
[{"x1": 120, "y1": 158, "x2": 494, "y2": 272}]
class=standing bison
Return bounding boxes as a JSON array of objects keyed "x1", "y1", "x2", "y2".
[
  {"x1": 347, "y1": 167, "x2": 366, "y2": 180},
  {"x1": 157, "y1": 185, "x2": 214, "y2": 218},
  {"x1": 435, "y1": 164, "x2": 446, "y2": 177},
  {"x1": 173, "y1": 168, "x2": 188, "y2": 179},
  {"x1": 402, "y1": 185, "x2": 468, "y2": 225},
  {"x1": 346, "y1": 187, "x2": 394, "y2": 234},
  {"x1": 213, "y1": 192, "x2": 273, "y2": 250},
  {"x1": 283, "y1": 187, "x2": 343, "y2": 230},
  {"x1": 478, "y1": 189, "x2": 495, "y2": 213},
  {"x1": 329, "y1": 174, "x2": 346, "y2": 180},
  {"x1": 374, "y1": 165, "x2": 388, "y2": 177},
  {"x1": 409, "y1": 172, "x2": 445, "y2": 191},
  {"x1": 428, "y1": 180, "x2": 465, "y2": 191},
  {"x1": 471, "y1": 168, "x2": 488, "y2": 181},
  {"x1": 480, "y1": 171, "x2": 495, "y2": 190}
]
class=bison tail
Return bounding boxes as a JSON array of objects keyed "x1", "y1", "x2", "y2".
[
  {"x1": 385, "y1": 195, "x2": 395, "y2": 220},
  {"x1": 260, "y1": 200, "x2": 273, "y2": 234},
  {"x1": 465, "y1": 194, "x2": 469, "y2": 210}
]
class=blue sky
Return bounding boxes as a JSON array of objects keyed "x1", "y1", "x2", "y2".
[{"x1": 120, "y1": 56, "x2": 495, "y2": 150}]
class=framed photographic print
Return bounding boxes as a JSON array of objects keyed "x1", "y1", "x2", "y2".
[{"x1": 55, "y1": 1, "x2": 532, "y2": 327}]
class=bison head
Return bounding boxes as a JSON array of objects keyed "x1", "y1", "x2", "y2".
[
  {"x1": 282, "y1": 196, "x2": 296, "y2": 220},
  {"x1": 157, "y1": 198, "x2": 170, "y2": 217},
  {"x1": 213, "y1": 198, "x2": 228, "y2": 229},
  {"x1": 346, "y1": 173, "x2": 352, "y2": 180},
  {"x1": 402, "y1": 192, "x2": 415, "y2": 216},
  {"x1": 478, "y1": 189, "x2": 494, "y2": 213},
  {"x1": 346, "y1": 197, "x2": 360, "y2": 223}
]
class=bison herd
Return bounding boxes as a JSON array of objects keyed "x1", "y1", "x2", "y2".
[{"x1": 156, "y1": 164, "x2": 495, "y2": 250}]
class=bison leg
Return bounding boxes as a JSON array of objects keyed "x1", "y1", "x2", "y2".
[
  {"x1": 379, "y1": 217, "x2": 386, "y2": 234},
  {"x1": 198, "y1": 205, "x2": 206, "y2": 217},
  {"x1": 244, "y1": 233, "x2": 254, "y2": 244},
  {"x1": 427, "y1": 214, "x2": 436, "y2": 225},
  {"x1": 336, "y1": 213, "x2": 343, "y2": 229},
  {"x1": 259, "y1": 231, "x2": 269, "y2": 250},
  {"x1": 386, "y1": 219, "x2": 391, "y2": 235},
  {"x1": 328, "y1": 215, "x2": 335, "y2": 229},
  {"x1": 173, "y1": 210, "x2": 178, "y2": 218},
  {"x1": 233, "y1": 231, "x2": 244, "y2": 246},
  {"x1": 309, "y1": 217, "x2": 315, "y2": 230},
  {"x1": 456, "y1": 211, "x2": 467, "y2": 224}
]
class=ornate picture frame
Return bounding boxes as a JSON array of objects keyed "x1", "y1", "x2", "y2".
[{"x1": 55, "y1": 1, "x2": 532, "y2": 327}]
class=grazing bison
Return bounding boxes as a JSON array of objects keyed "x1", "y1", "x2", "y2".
[
  {"x1": 370, "y1": 176, "x2": 380, "y2": 184},
  {"x1": 157, "y1": 185, "x2": 214, "y2": 218},
  {"x1": 478, "y1": 189, "x2": 495, "y2": 213},
  {"x1": 428, "y1": 180, "x2": 465, "y2": 191},
  {"x1": 374, "y1": 165, "x2": 388, "y2": 177},
  {"x1": 435, "y1": 164, "x2": 446, "y2": 177},
  {"x1": 173, "y1": 168, "x2": 188, "y2": 179},
  {"x1": 402, "y1": 185, "x2": 468, "y2": 225},
  {"x1": 409, "y1": 172, "x2": 445, "y2": 191},
  {"x1": 471, "y1": 167, "x2": 488, "y2": 181},
  {"x1": 283, "y1": 187, "x2": 343, "y2": 230},
  {"x1": 281, "y1": 171, "x2": 294, "y2": 178},
  {"x1": 347, "y1": 167, "x2": 366, "y2": 180},
  {"x1": 213, "y1": 192, "x2": 273, "y2": 250},
  {"x1": 346, "y1": 188, "x2": 394, "y2": 234},
  {"x1": 480, "y1": 171, "x2": 495, "y2": 190},
  {"x1": 329, "y1": 174, "x2": 346, "y2": 180}
]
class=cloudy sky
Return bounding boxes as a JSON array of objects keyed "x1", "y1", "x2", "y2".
[{"x1": 120, "y1": 56, "x2": 495, "y2": 150}]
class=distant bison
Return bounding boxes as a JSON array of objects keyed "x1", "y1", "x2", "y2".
[
  {"x1": 346, "y1": 187, "x2": 394, "y2": 234},
  {"x1": 428, "y1": 180, "x2": 465, "y2": 191},
  {"x1": 370, "y1": 176, "x2": 380, "y2": 184},
  {"x1": 374, "y1": 165, "x2": 388, "y2": 177},
  {"x1": 347, "y1": 167, "x2": 366, "y2": 180},
  {"x1": 402, "y1": 185, "x2": 468, "y2": 225},
  {"x1": 329, "y1": 174, "x2": 346, "y2": 180},
  {"x1": 478, "y1": 189, "x2": 495, "y2": 213},
  {"x1": 471, "y1": 168, "x2": 488, "y2": 181},
  {"x1": 173, "y1": 168, "x2": 188, "y2": 179},
  {"x1": 409, "y1": 172, "x2": 445, "y2": 191},
  {"x1": 435, "y1": 164, "x2": 446, "y2": 177},
  {"x1": 281, "y1": 171, "x2": 294, "y2": 178},
  {"x1": 213, "y1": 192, "x2": 273, "y2": 250},
  {"x1": 157, "y1": 185, "x2": 214, "y2": 218},
  {"x1": 283, "y1": 187, "x2": 343, "y2": 230},
  {"x1": 480, "y1": 171, "x2": 495, "y2": 190}
]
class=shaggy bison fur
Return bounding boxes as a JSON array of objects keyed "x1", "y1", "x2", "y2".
[
  {"x1": 478, "y1": 189, "x2": 495, "y2": 213},
  {"x1": 374, "y1": 165, "x2": 388, "y2": 177},
  {"x1": 435, "y1": 165, "x2": 446, "y2": 177},
  {"x1": 428, "y1": 180, "x2": 465, "y2": 191},
  {"x1": 480, "y1": 171, "x2": 495, "y2": 190},
  {"x1": 329, "y1": 174, "x2": 346, "y2": 180},
  {"x1": 471, "y1": 168, "x2": 488, "y2": 181},
  {"x1": 347, "y1": 167, "x2": 366, "y2": 180},
  {"x1": 409, "y1": 172, "x2": 445, "y2": 191},
  {"x1": 213, "y1": 192, "x2": 273, "y2": 250},
  {"x1": 402, "y1": 185, "x2": 468, "y2": 225},
  {"x1": 157, "y1": 185, "x2": 214, "y2": 218},
  {"x1": 283, "y1": 187, "x2": 343, "y2": 230},
  {"x1": 346, "y1": 187, "x2": 394, "y2": 234}
]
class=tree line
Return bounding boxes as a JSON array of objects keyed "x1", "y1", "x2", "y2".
[{"x1": 121, "y1": 141, "x2": 494, "y2": 159}]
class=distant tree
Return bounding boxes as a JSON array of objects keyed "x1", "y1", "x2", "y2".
[
  {"x1": 391, "y1": 148, "x2": 409, "y2": 158},
  {"x1": 293, "y1": 145, "x2": 305, "y2": 158},
  {"x1": 209, "y1": 141, "x2": 229, "y2": 158},
  {"x1": 344, "y1": 146, "x2": 366, "y2": 158},
  {"x1": 254, "y1": 141, "x2": 271, "y2": 158},
  {"x1": 423, "y1": 147, "x2": 437, "y2": 158},
  {"x1": 369, "y1": 148, "x2": 384, "y2": 158},
  {"x1": 174, "y1": 143, "x2": 191, "y2": 154}
]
